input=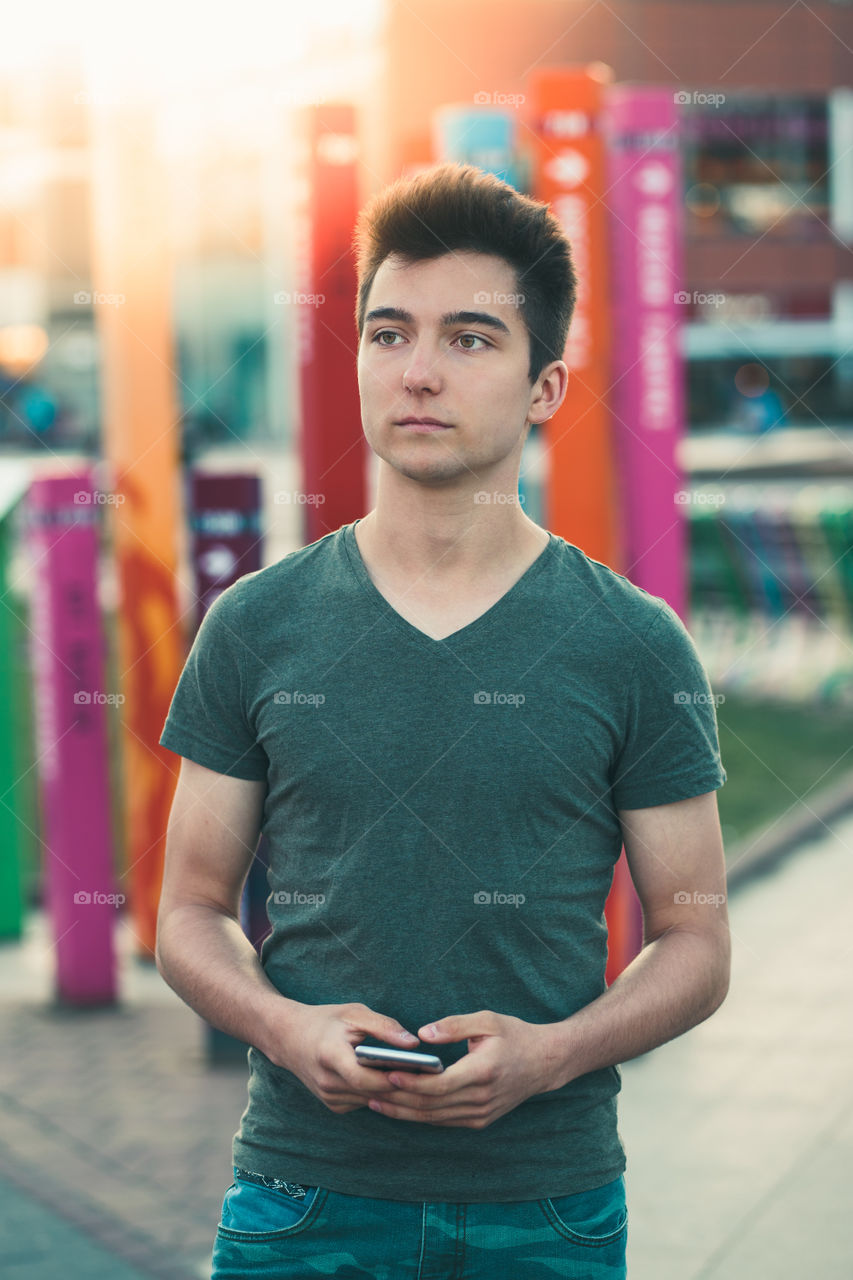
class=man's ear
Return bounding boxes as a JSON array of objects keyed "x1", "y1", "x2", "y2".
[{"x1": 528, "y1": 360, "x2": 569, "y2": 426}]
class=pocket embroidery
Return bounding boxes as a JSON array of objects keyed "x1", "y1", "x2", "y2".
[{"x1": 234, "y1": 1167, "x2": 311, "y2": 1198}]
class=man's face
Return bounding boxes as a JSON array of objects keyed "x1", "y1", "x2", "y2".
[{"x1": 357, "y1": 251, "x2": 547, "y2": 489}]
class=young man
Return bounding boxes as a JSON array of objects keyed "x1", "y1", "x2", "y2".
[{"x1": 157, "y1": 162, "x2": 729, "y2": 1279}]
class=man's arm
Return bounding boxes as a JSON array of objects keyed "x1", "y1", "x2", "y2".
[
  {"x1": 155, "y1": 757, "x2": 290, "y2": 1051},
  {"x1": 365, "y1": 790, "x2": 730, "y2": 1127},
  {"x1": 538, "y1": 788, "x2": 731, "y2": 1088},
  {"x1": 156, "y1": 757, "x2": 419, "y2": 1107}
]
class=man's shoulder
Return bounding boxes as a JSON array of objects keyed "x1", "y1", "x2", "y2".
[
  {"x1": 546, "y1": 533, "x2": 670, "y2": 632},
  {"x1": 211, "y1": 524, "x2": 348, "y2": 613}
]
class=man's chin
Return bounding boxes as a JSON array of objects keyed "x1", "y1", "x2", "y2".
[{"x1": 387, "y1": 461, "x2": 475, "y2": 487}]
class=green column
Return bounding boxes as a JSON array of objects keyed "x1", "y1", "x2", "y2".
[{"x1": 0, "y1": 468, "x2": 30, "y2": 939}]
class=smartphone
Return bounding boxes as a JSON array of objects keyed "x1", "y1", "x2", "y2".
[{"x1": 354, "y1": 1044, "x2": 444, "y2": 1073}]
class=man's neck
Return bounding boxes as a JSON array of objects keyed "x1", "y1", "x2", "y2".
[{"x1": 355, "y1": 476, "x2": 548, "y2": 588}]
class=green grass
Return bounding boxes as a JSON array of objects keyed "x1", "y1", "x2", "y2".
[{"x1": 715, "y1": 694, "x2": 853, "y2": 856}]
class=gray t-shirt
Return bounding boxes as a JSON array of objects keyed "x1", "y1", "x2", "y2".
[{"x1": 160, "y1": 520, "x2": 726, "y2": 1201}]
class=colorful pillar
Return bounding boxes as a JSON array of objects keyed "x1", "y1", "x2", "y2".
[
  {"x1": 295, "y1": 104, "x2": 365, "y2": 545},
  {"x1": 87, "y1": 98, "x2": 185, "y2": 958},
  {"x1": 432, "y1": 103, "x2": 522, "y2": 188},
  {"x1": 602, "y1": 87, "x2": 688, "y2": 978},
  {"x1": 28, "y1": 472, "x2": 118, "y2": 1004},
  {"x1": 527, "y1": 64, "x2": 622, "y2": 570},
  {"x1": 188, "y1": 471, "x2": 269, "y2": 1062},
  {"x1": 604, "y1": 86, "x2": 687, "y2": 617},
  {"x1": 0, "y1": 466, "x2": 30, "y2": 939}
]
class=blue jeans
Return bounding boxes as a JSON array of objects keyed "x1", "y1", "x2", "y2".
[{"x1": 211, "y1": 1165, "x2": 627, "y2": 1278}]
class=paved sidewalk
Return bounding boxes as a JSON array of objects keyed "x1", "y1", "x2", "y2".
[
  {"x1": 1, "y1": 810, "x2": 852, "y2": 1278},
  {"x1": 0, "y1": 919, "x2": 247, "y2": 1280},
  {"x1": 620, "y1": 807, "x2": 853, "y2": 1278}
]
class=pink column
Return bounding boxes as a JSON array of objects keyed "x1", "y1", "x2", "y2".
[
  {"x1": 603, "y1": 88, "x2": 687, "y2": 978},
  {"x1": 28, "y1": 472, "x2": 118, "y2": 1004},
  {"x1": 604, "y1": 86, "x2": 687, "y2": 617}
]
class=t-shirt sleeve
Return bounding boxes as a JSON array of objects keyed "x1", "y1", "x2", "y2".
[
  {"x1": 159, "y1": 585, "x2": 269, "y2": 781},
  {"x1": 610, "y1": 601, "x2": 726, "y2": 809}
]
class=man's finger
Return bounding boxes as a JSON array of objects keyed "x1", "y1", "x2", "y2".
[{"x1": 419, "y1": 1010, "x2": 499, "y2": 1042}]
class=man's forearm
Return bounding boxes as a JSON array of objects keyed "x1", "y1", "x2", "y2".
[
  {"x1": 155, "y1": 903, "x2": 302, "y2": 1064},
  {"x1": 544, "y1": 925, "x2": 730, "y2": 1090}
]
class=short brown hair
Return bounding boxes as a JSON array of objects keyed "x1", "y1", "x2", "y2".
[{"x1": 353, "y1": 162, "x2": 576, "y2": 384}]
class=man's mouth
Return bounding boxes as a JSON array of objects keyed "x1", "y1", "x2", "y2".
[{"x1": 395, "y1": 417, "x2": 454, "y2": 432}]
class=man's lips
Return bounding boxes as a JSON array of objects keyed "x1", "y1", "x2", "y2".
[{"x1": 395, "y1": 417, "x2": 453, "y2": 432}]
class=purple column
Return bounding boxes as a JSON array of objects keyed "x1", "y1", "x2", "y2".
[
  {"x1": 28, "y1": 472, "x2": 118, "y2": 1004},
  {"x1": 605, "y1": 87, "x2": 687, "y2": 619},
  {"x1": 188, "y1": 471, "x2": 268, "y2": 1061},
  {"x1": 188, "y1": 472, "x2": 263, "y2": 624}
]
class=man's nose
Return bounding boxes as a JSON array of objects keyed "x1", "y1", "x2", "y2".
[{"x1": 403, "y1": 342, "x2": 443, "y2": 393}]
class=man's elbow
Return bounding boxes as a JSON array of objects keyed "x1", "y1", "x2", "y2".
[{"x1": 704, "y1": 930, "x2": 731, "y2": 1017}]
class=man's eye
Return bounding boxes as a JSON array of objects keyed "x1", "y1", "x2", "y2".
[
  {"x1": 456, "y1": 334, "x2": 488, "y2": 350},
  {"x1": 372, "y1": 331, "x2": 402, "y2": 345}
]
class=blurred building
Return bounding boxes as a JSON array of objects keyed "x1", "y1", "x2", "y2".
[
  {"x1": 376, "y1": 0, "x2": 853, "y2": 435},
  {"x1": 0, "y1": 1, "x2": 852, "y2": 456}
]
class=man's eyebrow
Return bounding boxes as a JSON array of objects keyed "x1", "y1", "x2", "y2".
[{"x1": 364, "y1": 306, "x2": 512, "y2": 337}]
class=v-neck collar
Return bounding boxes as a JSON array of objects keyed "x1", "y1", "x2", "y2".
[{"x1": 341, "y1": 519, "x2": 556, "y2": 650}]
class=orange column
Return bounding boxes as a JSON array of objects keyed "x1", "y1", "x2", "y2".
[
  {"x1": 528, "y1": 67, "x2": 634, "y2": 981},
  {"x1": 87, "y1": 98, "x2": 185, "y2": 957},
  {"x1": 527, "y1": 65, "x2": 622, "y2": 570}
]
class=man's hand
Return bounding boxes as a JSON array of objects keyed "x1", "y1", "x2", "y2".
[
  {"x1": 364, "y1": 1011, "x2": 561, "y2": 1129},
  {"x1": 280, "y1": 1002, "x2": 422, "y2": 1114}
]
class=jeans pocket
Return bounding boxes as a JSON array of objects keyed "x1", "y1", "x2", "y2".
[
  {"x1": 541, "y1": 1175, "x2": 628, "y2": 1246},
  {"x1": 217, "y1": 1168, "x2": 323, "y2": 1241}
]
